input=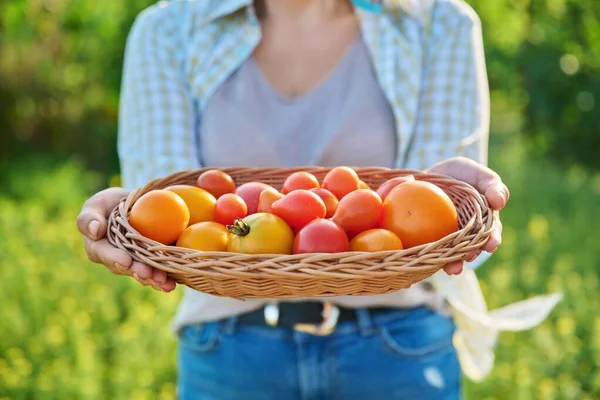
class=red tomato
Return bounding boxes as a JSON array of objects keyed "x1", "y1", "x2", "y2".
[
  {"x1": 376, "y1": 175, "x2": 415, "y2": 200},
  {"x1": 214, "y1": 193, "x2": 247, "y2": 226},
  {"x1": 271, "y1": 189, "x2": 326, "y2": 231},
  {"x1": 281, "y1": 172, "x2": 320, "y2": 194},
  {"x1": 293, "y1": 219, "x2": 349, "y2": 254},
  {"x1": 257, "y1": 188, "x2": 284, "y2": 213},
  {"x1": 332, "y1": 189, "x2": 383, "y2": 236},
  {"x1": 235, "y1": 182, "x2": 274, "y2": 215},
  {"x1": 322, "y1": 167, "x2": 360, "y2": 199},
  {"x1": 309, "y1": 188, "x2": 339, "y2": 218},
  {"x1": 196, "y1": 170, "x2": 236, "y2": 199}
]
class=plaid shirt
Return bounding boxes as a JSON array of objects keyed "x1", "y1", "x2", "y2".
[{"x1": 118, "y1": 0, "x2": 490, "y2": 190}]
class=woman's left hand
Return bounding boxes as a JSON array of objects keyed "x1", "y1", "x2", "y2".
[{"x1": 426, "y1": 157, "x2": 510, "y2": 276}]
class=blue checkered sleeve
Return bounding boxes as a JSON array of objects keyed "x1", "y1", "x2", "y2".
[
  {"x1": 406, "y1": 6, "x2": 490, "y2": 170},
  {"x1": 117, "y1": 4, "x2": 201, "y2": 191}
]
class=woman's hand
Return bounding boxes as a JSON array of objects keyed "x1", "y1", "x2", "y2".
[
  {"x1": 427, "y1": 157, "x2": 509, "y2": 276},
  {"x1": 76, "y1": 188, "x2": 177, "y2": 292}
]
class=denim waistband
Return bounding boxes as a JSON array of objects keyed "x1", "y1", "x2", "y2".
[{"x1": 217, "y1": 305, "x2": 437, "y2": 340}]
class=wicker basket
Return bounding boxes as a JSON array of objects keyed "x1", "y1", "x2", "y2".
[{"x1": 107, "y1": 167, "x2": 494, "y2": 298}]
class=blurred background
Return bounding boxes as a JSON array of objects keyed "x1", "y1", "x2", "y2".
[{"x1": 1, "y1": 0, "x2": 599, "y2": 399}]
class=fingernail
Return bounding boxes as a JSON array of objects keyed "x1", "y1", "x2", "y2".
[
  {"x1": 161, "y1": 288, "x2": 171, "y2": 293},
  {"x1": 88, "y1": 220, "x2": 99, "y2": 238},
  {"x1": 133, "y1": 272, "x2": 142, "y2": 281},
  {"x1": 114, "y1": 262, "x2": 128, "y2": 270},
  {"x1": 497, "y1": 188, "x2": 507, "y2": 203}
]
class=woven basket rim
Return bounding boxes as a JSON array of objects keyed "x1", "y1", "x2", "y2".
[{"x1": 106, "y1": 166, "x2": 495, "y2": 298}]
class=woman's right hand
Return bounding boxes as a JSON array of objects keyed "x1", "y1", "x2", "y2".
[{"x1": 76, "y1": 187, "x2": 177, "y2": 293}]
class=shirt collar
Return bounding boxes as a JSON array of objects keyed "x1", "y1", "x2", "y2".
[{"x1": 204, "y1": 0, "x2": 433, "y2": 22}]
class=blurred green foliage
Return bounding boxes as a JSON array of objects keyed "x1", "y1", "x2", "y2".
[
  {"x1": 1, "y1": 0, "x2": 599, "y2": 399},
  {"x1": 0, "y1": 0, "x2": 152, "y2": 178}
]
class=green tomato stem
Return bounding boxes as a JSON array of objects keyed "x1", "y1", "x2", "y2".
[{"x1": 226, "y1": 218, "x2": 250, "y2": 236}]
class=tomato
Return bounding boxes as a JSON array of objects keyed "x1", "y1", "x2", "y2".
[
  {"x1": 271, "y1": 189, "x2": 326, "y2": 231},
  {"x1": 281, "y1": 172, "x2": 320, "y2": 194},
  {"x1": 227, "y1": 213, "x2": 294, "y2": 254},
  {"x1": 129, "y1": 190, "x2": 189, "y2": 245},
  {"x1": 235, "y1": 182, "x2": 274, "y2": 215},
  {"x1": 376, "y1": 175, "x2": 415, "y2": 200},
  {"x1": 332, "y1": 189, "x2": 383, "y2": 236},
  {"x1": 349, "y1": 229, "x2": 403, "y2": 252},
  {"x1": 176, "y1": 221, "x2": 229, "y2": 251},
  {"x1": 322, "y1": 166, "x2": 360, "y2": 199},
  {"x1": 309, "y1": 188, "x2": 339, "y2": 218},
  {"x1": 381, "y1": 181, "x2": 458, "y2": 248},
  {"x1": 166, "y1": 185, "x2": 216, "y2": 225},
  {"x1": 196, "y1": 170, "x2": 236, "y2": 199},
  {"x1": 358, "y1": 180, "x2": 370, "y2": 190},
  {"x1": 257, "y1": 188, "x2": 284, "y2": 213},
  {"x1": 214, "y1": 193, "x2": 247, "y2": 226},
  {"x1": 293, "y1": 219, "x2": 349, "y2": 254}
]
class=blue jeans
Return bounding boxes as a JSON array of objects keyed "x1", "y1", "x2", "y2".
[{"x1": 177, "y1": 306, "x2": 461, "y2": 400}]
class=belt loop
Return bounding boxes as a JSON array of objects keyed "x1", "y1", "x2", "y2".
[
  {"x1": 221, "y1": 316, "x2": 239, "y2": 335},
  {"x1": 355, "y1": 308, "x2": 375, "y2": 337}
]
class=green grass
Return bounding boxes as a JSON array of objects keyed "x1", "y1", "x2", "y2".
[{"x1": 1, "y1": 142, "x2": 599, "y2": 399}]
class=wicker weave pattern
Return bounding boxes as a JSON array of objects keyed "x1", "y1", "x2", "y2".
[{"x1": 107, "y1": 167, "x2": 494, "y2": 298}]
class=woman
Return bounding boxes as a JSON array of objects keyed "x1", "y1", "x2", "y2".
[{"x1": 77, "y1": 0, "x2": 509, "y2": 398}]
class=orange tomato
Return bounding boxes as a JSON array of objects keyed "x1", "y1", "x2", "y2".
[
  {"x1": 196, "y1": 170, "x2": 236, "y2": 199},
  {"x1": 281, "y1": 172, "x2": 320, "y2": 194},
  {"x1": 176, "y1": 222, "x2": 229, "y2": 251},
  {"x1": 309, "y1": 188, "x2": 339, "y2": 218},
  {"x1": 381, "y1": 181, "x2": 458, "y2": 248},
  {"x1": 129, "y1": 190, "x2": 190, "y2": 245},
  {"x1": 376, "y1": 175, "x2": 415, "y2": 200},
  {"x1": 349, "y1": 229, "x2": 403, "y2": 252},
  {"x1": 214, "y1": 193, "x2": 247, "y2": 226},
  {"x1": 257, "y1": 188, "x2": 284, "y2": 213},
  {"x1": 166, "y1": 185, "x2": 216, "y2": 225},
  {"x1": 332, "y1": 189, "x2": 383, "y2": 236},
  {"x1": 236, "y1": 182, "x2": 274, "y2": 215},
  {"x1": 322, "y1": 166, "x2": 360, "y2": 199},
  {"x1": 271, "y1": 189, "x2": 326, "y2": 231}
]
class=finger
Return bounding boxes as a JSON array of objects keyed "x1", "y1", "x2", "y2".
[
  {"x1": 469, "y1": 161, "x2": 509, "y2": 210},
  {"x1": 77, "y1": 188, "x2": 130, "y2": 240},
  {"x1": 160, "y1": 279, "x2": 177, "y2": 293},
  {"x1": 84, "y1": 237, "x2": 133, "y2": 269},
  {"x1": 152, "y1": 268, "x2": 168, "y2": 285},
  {"x1": 132, "y1": 272, "x2": 150, "y2": 286},
  {"x1": 484, "y1": 213, "x2": 503, "y2": 253},
  {"x1": 483, "y1": 182, "x2": 510, "y2": 211},
  {"x1": 465, "y1": 250, "x2": 481, "y2": 262},
  {"x1": 152, "y1": 269, "x2": 176, "y2": 292},
  {"x1": 443, "y1": 261, "x2": 464, "y2": 275},
  {"x1": 131, "y1": 261, "x2": 154, "y2": 281}
]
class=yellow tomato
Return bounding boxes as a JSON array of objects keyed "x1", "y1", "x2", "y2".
[
  {"x1": 349, "y1": 229, "x2": 403, "y2": 252},
  {"x1": 227, "y1": 213, "x2": 294, "y2": 255},
  {"x1": 166, "y1": 185, "x2": 216, "y2": 226},
  {"x1": 176, "y1": 222, "x2": 229, "y2": 251},
  {"x1": 358, "y1": 180, "x2": 370, "y2": 190}
]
